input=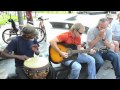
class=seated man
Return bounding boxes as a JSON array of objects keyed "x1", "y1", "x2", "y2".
[
  {"x1": 87, "y1": 18, "x2": 120, "y2": 79},
  {"x1": 106, "y1": 13, "x2": 120, "y2": 53},
  {"x1": 49, "y1": 23, "x2": 96, "y2": 79},
  {"x1": 112, "y1": 12, "x2": 120, "y2": 44},
  {"x1": 0, "y1": 24, "x2": 39, "y2": 79}
]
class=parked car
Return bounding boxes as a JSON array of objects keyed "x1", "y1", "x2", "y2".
[
  {"x1": 48, "y1": 14, "x2": 116, "y2": 44},
  {"x1": 77, "y1": 11, "x2": 117, "y2": 14},
  {"x1": 48, "y1": 14, "x2": 94, "y2": 43},
  {"x1": 77, "y1": 11, "x2": 107, "y2": 14},
  {"x1": 49, "y1": 14, "x2": 106, "y2": 33},
  {"x1": 49, "y1": 15, "x2": 90, "y2": 34}
]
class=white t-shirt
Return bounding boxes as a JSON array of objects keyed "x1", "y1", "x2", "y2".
[{"x1": 112, "y1": 20, "x2": 120, "y2": 36}]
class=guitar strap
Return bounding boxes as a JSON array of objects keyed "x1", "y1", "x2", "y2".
[
  {"x1": 61, "y1": 35, "x2": 77, "y2": 69},
  {"x1": 69, "y1": 60, "x2": 76, "y2": 69},
  {"x1": 61, "y1": 60, "x2": 76, "y2": 79},
  {"x1": 62, "y1": 60, "x2": 76, "y2": 69}
]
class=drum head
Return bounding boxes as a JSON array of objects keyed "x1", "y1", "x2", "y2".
[{"x1": 24, "y1": 56, "x2": 49, "y2": 68}]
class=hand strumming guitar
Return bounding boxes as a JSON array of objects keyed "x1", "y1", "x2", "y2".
[{"x1": 59, "y1": 51, "x2": 69, "y2": 58}]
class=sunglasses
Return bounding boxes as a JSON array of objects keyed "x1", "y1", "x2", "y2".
[
  {"x1": 107, "y1": 18, "x2": 113, "y2": 20},
  {"x1": 22, "y1": 34, "x2": 35, "y2": 39},
  {"x1": 77, "y1": 31, "x2": 82, "y2": 35}
]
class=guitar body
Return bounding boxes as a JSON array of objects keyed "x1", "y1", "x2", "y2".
[{"x1": 49, "y1": 43, "x2": 78, "y2": 64}]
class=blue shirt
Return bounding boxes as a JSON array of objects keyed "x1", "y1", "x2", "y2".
[{"x1": 6, "y1": 36, "x2": 39, "y2": 67}]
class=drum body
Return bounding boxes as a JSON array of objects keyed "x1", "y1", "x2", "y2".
[{"x1": 24, "y1": 56, "x2": 49, "y2": 79}]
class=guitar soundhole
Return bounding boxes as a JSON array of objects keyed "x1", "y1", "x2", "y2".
[{"x1": 59, "y1": 54, "x2": 62, "y2": 57}]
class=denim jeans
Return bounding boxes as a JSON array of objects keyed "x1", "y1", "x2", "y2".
[
  {"x1": 16, "y1": 66, "x2": 29, "y2": 79},
  {"x1": 64, "y1": 53, "x2": 96, "y2": 79},
  {"x1": 91, "y1": 50, "x2": 120, "y2": 79},
  {"x1": 113, "y1": 36, "x2": 120, "y2": 43}
]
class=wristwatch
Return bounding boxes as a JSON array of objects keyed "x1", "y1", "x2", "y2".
[{"x1": 102, "y1": 38, "x2": 105, "y2": 41}]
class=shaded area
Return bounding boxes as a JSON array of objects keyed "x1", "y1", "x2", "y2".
[{"x1": 65, "y1": 15, "x2": 78, "y2": 21}]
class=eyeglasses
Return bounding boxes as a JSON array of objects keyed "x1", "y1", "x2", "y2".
[
  {"x1": 107, "y1": 18, "x2": 113, "y2": 20},
  {"x1": 77, "y1": 31, "x2": 82, "y2": 35}
]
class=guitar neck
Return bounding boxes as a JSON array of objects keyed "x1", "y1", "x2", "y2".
[
  {"x1": 71, "y1": 46, "x2": 109, "y2": 55},
  {"x1": 72, "y1": 49, "x2": 90, "y2": 54}
]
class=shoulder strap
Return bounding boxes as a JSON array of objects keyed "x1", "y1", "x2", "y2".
[
  {"x1": 69, "y1": 60, "x2": 76, "y2": 69},
  {"x1": 62, "y1": 60, "x2": 76, "y2": 69}
]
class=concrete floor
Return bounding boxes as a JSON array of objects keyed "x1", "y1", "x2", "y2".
[
  {"x1": 0, "y1": 58, "x2": 116, "y2": 79},
  {"x1": 0, "y1": 59, "x2": 15, "y2": 79},
  {"x1": 96, "y1": 60, "x2": 115, "y2": 79}
]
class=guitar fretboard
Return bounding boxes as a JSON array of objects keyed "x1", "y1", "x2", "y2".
[{"x1": 72, "y1": 49, "x2": 90, "y2": 54}]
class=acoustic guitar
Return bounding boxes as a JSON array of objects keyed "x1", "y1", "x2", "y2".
[{"x1": 49, "y1": 43, "x2": 109, "y2": 63}]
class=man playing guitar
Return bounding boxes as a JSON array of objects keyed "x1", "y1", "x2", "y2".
[{"x1": 49, "y1": 23, "x2": 96, "y2": 79}]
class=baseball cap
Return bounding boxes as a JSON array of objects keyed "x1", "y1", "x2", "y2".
[
  {"x1": 22, "y1": 24, "x2": 38, "y2": 36},
  {"x1": 106, "y1": 14, "x2": 113, "y2": 19}
]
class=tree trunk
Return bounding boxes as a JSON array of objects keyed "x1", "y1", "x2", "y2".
[
  {"x1": 17, "y1": 11, "x2": 24, "y2": 29},
  {"x1": 68, "y1": 11, "x2": 72, "y2": 13},
  {"x1": 26, "y1": 11, "x2": 33, "y2": 25}
]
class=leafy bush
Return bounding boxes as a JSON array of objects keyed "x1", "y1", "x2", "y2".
[{"x1": 0, "y1": 14, "x2": 18, "y2": 26}]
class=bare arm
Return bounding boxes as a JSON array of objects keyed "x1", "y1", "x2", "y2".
[
  {"x1": 78, "y1": 43, "x2": 96, "y2": 54},
  {"x1": 49, "y1": 37, "x2": 62, "y2": 54},
  {"x1": 77, "y1": 44, "x2": 85, "y2": 50},
  {"x1": 103, "y1": 40, "x2": 112, "y2": 48},
  {"x1": 88, "y1": 34, "x2": 112, "y2": 49},
  {"x1": 88, "y1": 29, "x2": 107, "y2": 49},
  {"x1": 1, "y1": 48, "x2": 29, "y2": 61},
  {"x1": 88, "y1": 36, "x2": 101, "y2": 49},
  {"x1": 49, "y1": 37, "x2": 68, "y2": 58}
]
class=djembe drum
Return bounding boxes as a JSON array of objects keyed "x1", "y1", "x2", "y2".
[{"x1": 23, "y1": 56, "x2": 49, "y2": 79}]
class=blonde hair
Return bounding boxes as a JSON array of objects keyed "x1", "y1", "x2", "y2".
[
  {"x1": 70, "y1": 23, "x2": 84, "y2": 31},
  {"x1": 116, "y1": 12, "x2": 120, "y2": 20}
]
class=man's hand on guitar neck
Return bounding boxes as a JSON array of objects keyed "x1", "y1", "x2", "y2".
[
  {"x1": 79, "y1": 47, "x2": 84, "y2": 50},
  {"x1": 89, "y1": 49, "x2": 96, "y2": 54},
  {"x1": 79, "y1": 47, "x2": 96, "y2": 54}
]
